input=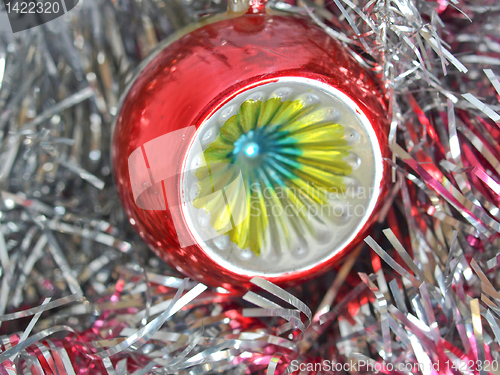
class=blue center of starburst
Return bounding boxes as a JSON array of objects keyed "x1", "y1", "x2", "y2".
[
  {"x1": 233, "y1": 130, "x2": 268, "y2": 161},
  {"x1": 244, "y1": 142, "x2": 259, "y2": 157}
]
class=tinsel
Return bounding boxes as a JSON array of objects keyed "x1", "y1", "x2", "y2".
[{"x1": 0, "y1": 0, "x2": 499, "y2": 373}]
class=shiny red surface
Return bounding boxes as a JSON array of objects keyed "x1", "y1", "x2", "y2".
[{"x1": 112, "y1": 11, "x2": 390, "y2": 290}]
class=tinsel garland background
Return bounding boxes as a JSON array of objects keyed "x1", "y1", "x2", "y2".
[{"x1": 0, "y1": 0, "x2": 499, "y2": 373}]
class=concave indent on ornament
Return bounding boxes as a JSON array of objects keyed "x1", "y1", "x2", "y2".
[{"x1": 180, "y1": 77, "x2": 383, "y2": 276}]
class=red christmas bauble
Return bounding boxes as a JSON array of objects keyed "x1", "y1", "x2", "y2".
[{"x1": 112, "y1": 5, "x2": 390, "y2": 289}]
